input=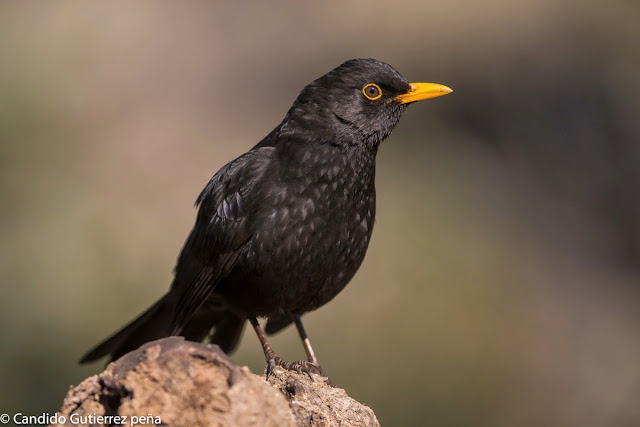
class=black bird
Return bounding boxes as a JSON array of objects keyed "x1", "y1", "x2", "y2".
[{"x1": 80, "y1": 58, "x2": 452, "y2": 378}]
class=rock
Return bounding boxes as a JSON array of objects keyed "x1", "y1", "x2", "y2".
[{"x1": 52, "y1": 337, "x2": 379, "y2": 427}]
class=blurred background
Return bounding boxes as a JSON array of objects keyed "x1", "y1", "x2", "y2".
[{"x1": 1, "y1": 1, "x2": 639, "y2": 426}]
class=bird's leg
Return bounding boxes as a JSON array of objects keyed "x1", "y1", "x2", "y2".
[
  {"x1": 249, "y1": 317, "x2": 320, "y2": 381},
  {"x1": 292, "y1": 314, "x2": 323, "y2": 375}
]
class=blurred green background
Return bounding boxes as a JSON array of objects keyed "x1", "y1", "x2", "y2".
[{"x1": 1, "y1": 1, "x2": 639, "y2": 426}]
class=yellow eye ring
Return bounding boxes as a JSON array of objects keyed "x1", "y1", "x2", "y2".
[{"x1": 362, "y1": 83, "x2": 382, "y2": 101}]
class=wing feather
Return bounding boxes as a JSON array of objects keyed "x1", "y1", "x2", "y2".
[{"x1": 168, "y1": 147, "x2": 274, "y2": 333}]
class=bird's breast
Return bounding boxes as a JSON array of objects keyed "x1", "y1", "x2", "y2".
[
  {"x1": 223, "y1": 148, "x2": 378, "y2": 315},
  {"x1": 259, "y1": 163, "x2": 376, "y2": 275}
]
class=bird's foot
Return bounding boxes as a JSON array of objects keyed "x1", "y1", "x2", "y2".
[{"x1": 265, "y1": 353, "x2": 322, "y2": 381}]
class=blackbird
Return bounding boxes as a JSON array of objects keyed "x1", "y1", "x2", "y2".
[{"x1": 80, "y1": 58, "x2": 452, "y2": 378}]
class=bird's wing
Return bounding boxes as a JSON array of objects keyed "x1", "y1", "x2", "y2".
[{"x1": 168, "y1": 146, "x2": 274, "y2": 333}]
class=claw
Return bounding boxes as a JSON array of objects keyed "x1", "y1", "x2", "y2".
[
  {"x1": 265, "y1": 354, "x2": 320, "y2": 382},
  {"x1": 308, "y1": 363, "x2": 323, "y2": 376},
  {"x1": 265, "y1": 358, "x2": 277, "y2": 381}
]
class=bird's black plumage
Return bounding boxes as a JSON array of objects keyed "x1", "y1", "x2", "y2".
[{"x1": 80, "y1": 58, "x2": 451, "y2": 377}]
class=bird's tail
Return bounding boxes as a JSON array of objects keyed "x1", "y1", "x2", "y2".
[
  {"x1": 180, "y1": 303, "x2": 246, "y2": 354},
  {"x1": 79, "y1": 294, "x2": 172, "y2": 364},
  {"x1": 79, "y1": 294, "x2": 246, "y2": 365}
]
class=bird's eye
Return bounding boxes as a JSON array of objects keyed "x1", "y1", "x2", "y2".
[{"x1": 362, "y1": 83, "x2": 382, "y2": 101}]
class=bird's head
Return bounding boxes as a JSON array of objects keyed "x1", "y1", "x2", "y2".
[{"x1": 280, "y1": 58, "x2": 452, "y2": 149}]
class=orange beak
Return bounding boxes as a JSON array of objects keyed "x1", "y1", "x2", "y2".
[{"x1": 394, "y1": 82, "x2": 453, "y2": 104}]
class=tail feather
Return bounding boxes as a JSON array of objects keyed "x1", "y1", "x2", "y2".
[
  {"x1": 209, "y1": 312, "x2": 246, "y2": 353},
  {"x1": 180, "y1": 304, "x2": 246, "y2": 354},
  {"x1": 80, "y1": 294, "x2": 246, "y2": 364},
  {"x1": 79, "y1": 295, "x2": 171, "y2": 364}
]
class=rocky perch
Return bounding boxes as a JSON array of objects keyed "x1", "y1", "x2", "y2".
[{"x1": 52, "y1": 337, "x2": 379, "y2": 426}]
